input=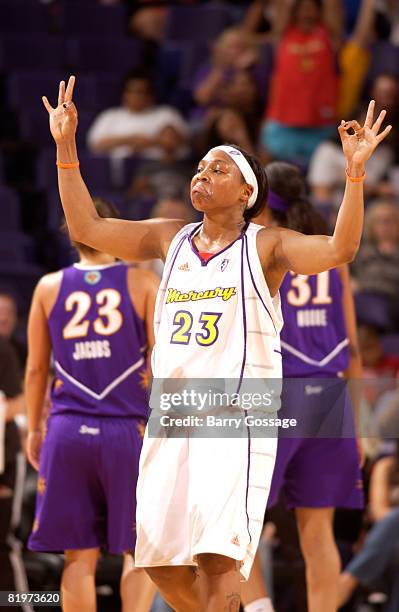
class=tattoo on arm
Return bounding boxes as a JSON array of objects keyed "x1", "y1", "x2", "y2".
[{"x1": 225, "y1": 591, "x2": 240, "y2": 611}]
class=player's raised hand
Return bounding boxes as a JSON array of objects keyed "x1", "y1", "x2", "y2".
[
  {"x1": 42, "y1": 76, "x2": 78, "y2": 144},
  {"x1": 338, "y1": 100, "x2": 392, "y2": 169}
]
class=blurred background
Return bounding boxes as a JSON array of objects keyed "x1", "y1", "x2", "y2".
[{"x1": 1, "y1": 0, "x2": 399, "y2": 610}]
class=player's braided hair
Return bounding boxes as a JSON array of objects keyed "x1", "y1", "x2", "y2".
[{"x1": 265, "y1": 161, "x2": 329, "y2": 236}]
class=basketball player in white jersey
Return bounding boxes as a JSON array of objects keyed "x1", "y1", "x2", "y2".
[{"x1": 42, "y1": 75, "x2": 390, "y2": 611}]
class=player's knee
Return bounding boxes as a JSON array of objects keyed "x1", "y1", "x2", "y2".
[
  {"x1": 145, "y1": 566, "x2": 178, "y2": 588},
  {"x1": 64, "y1": 548, "x2": 100, "y2": 571},
  {"x1": 197, "y1": 553, "x2": 237, "y2": 576}
]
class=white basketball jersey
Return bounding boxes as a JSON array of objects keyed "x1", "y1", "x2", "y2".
[{"x1": 151, "y1": 222, "x2": 283, "y2": 381}]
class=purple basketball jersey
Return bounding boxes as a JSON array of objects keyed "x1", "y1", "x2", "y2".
[
  {"x1": 49, "y1": 263, "x2": 149, "y2": 417},
  {"x1": 280, "y1": 269, "x2": 350, "y2": 376}
]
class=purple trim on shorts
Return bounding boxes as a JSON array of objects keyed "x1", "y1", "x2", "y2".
[
  {"x1": 244, "y1": 235, "x2": 277, "y2": 334},
  {"x1": 237, "y1": 237, "x2": 247, "y2": 394},
  {"x1": 188, "y1": 222, "x2": 249, "y2": 267},
  {"x1": 245, "y1": 424, "x2": 252, "y2": 544}
]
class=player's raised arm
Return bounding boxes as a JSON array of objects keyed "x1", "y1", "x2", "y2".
[
  {"x1": 271, "y1": 100, "x2": 392, "y2": 275},
  {"x1": 42, "y1": 76, "x2": 184, "y2": 262}
]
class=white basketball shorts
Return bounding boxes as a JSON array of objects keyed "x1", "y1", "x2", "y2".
[{"x1": 135, "y1": 430, "x2": 277, "y2": 580}]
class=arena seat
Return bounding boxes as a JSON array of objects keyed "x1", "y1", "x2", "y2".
[
  {"x1": 165, "y1": 5, "x2": 233, "y2": 43},
  {"x1": 0, "y1": 1, "x2": 54, "y2": 33},
  {"x1": 355, "y1": 291, "x2": 393, "y2": 332},
  {"x1": 0, "y1": 263, "x2": 43, "y2": 315},
  {"x1": 19, "y1": 108, "x2": 95, "y2": 149},
  {"x1": 0, "y1": 230, "x2": 36, "y2": 263},
  {"x1": 8, "y1": 70, "x2": 126, "y2": 121},
  {"x1": 381, "y1": 334, "x2": 399, "y2": 357},
  {"x1": 37, "y1": 149, "x2": 138, "y2": 194},
  {"x1": 67, "y1": 36, "x2": 144, "y2": 74},
  {"x1": 0, "y1": 185, "x2": 21, "y2": 230},
  {"x1": 61, "y1": 1, "x2": 127, "y2": 37},
  {"x1": 366, "y1": 41, "x2": 399, "y2": 83},
  {"x1": 7, "y1": 71, "x2": 66, "y2": 110},
  {"x1": 0, "y1": 35, "x2": 66, "y2": 71}
]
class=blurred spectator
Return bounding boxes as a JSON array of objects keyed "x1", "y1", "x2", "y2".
[
  {"x1": 0, "y1": 292, "x2": 27, "y2": 369},
  {"x1": 337, "y1": 441, "x2": 399, "y2": 610},
  {"x1": 351, "y1": 200, "x2": 399, "y2": 304},
  {"x1": 359, "y1": 325, "x2": 399, "y2": 379},
  {"x1": 308, "y1": 131, "x2": 393, "y2": 209},
  {"x1": 197, "y1": 106, "x2": 258, "y2": 158},
  {"x1": 128, "y1": 2, "x2": 169, "y2": 44},
  {"x1": 260, "y1": 0, "x2": 342, "y2": 166},
  {"x1": 358, "y1": 324, "x2": 399, "y2": 408},
  {"x1": 192, "y1": 27, "x2": 262, "y2": 116},
  {"x1": 375, "y1": 0, "x2": 399, "y2": 44},
  {"x1": 309, "y1": 71, "x2": 399, "y2": 207},
  {"x1": 150, "y1": 196, "x2": 195, "y2": 223},
  {"x1": 371, "y1": 72, "x2": 399, "y2": 125},
  {"x1": 0, "y1": 338, "x2": 27, "y2": 604},
  {"x1": 192, "y1": 27, "x2": 265, "y2": 157},
  {"x1": 87, "y1": 69, "x2": 189, "y2": 161},
  {"x1": 338, "y1": 0, "x2": 375, "y2": 119},
  {"x1": 127, "y1": 158, "x2": 192, "y2": 205}
]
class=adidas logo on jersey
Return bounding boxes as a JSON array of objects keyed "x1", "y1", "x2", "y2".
[
  {"x1": 178, "y1": 262, "x2": 190, "y2": 271},
  {"x1": 231, "y1": 535, "x2": 240, "y2": 546}
]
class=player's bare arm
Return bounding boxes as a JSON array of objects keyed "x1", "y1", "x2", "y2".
[
  {"x1": 258, "y1": 100, "x2": 391, "y2": 287},
  {"x1": 25, "y1": 274, "x2": 60, "y2": 469},
  {"x1": 42, "y1": 76, "x2": 185, "y2": 262},
  {"x1": 127, "y1": 267, "x2": 159, "y2": 353}
]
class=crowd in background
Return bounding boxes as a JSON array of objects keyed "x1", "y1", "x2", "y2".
[{"x1": 1, "y1": 0, "x2": 399, "y2": 610}]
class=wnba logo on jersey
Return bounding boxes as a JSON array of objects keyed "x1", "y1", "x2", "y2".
[
  {"x1": 221, "y1": 259, "x2": 229, "y2": 272},
  {"x1": 84, "y1": 271, "x2": 101, "y2": 285}
]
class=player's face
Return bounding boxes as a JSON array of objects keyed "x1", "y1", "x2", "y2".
[{"x1": 190, "y1": 150, "x2": 248, "y2": 216}]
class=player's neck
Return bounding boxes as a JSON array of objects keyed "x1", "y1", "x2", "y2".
[
  {"x1": 78, "y1": 253, "x2": 116, "y2": 266},
  {"x1": 201, "y1": 214, "x2": 246, "y2": 243}
]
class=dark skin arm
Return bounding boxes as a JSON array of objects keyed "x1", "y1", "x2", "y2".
[
  {"x1": 257, "y1": 101, "x2": 391, "y2": 293},
  {"x1": 43, "y1": 78, "x2": 391, "y2": 291},
  {"x1": 43, "y1": 77, "x2": 184, "y2": 263}
]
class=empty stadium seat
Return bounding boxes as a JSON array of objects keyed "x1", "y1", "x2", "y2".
[
  {"x1": 355, "y1": 292, "x2": 393, "y2": 331},
  {"x1": 0, "y1": 35, "x2": 66, "y2": 71},
  {"x1": 0, "y1": 185, "x2": 21, "y2": 230},
  {"x1": 165, "y1": 5, "x2": 233, "y2": 43},
  {"x1": 381, "y1": 334, "x2": 399, "y2": 357},
  {"x1": 61, "y1": 1, "x2": 127, "y2": 37},
  {"x1": 67, "y1": 36, "x2": 143, "y2": 73}
]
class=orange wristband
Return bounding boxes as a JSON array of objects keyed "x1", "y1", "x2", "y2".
[
  {"x1": 56, "y1": 160, "x2": 80, "y2": 169},
  {"x1": 346, "y1": 167, "x2": 366, "y2": 182}
]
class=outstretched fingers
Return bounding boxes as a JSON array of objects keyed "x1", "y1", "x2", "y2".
[
  {"x1": 376, "y1": 124, "x2": 392, "y2": 144},
  {"x1": 372, "y1": 109, "x2": 387, "y2": 134},
  {"x1": 64, "y1": 75, "x2": 75, "y2": 102},
  {"x1": 42, "y1": 96, "x2": 54, "y2": 114},
  {"x1": 58, "y1": 80, "x2": 65, "y2": 106},
  {"x1": 364, "y1": 99, "x2": 375, "y2": 129}
]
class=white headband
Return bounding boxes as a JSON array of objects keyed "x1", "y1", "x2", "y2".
[{"x1": 209, "y1": 145, "x2": 258, "y2": 208}]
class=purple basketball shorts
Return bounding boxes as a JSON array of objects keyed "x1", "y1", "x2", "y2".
[{"x1": 28, "y1": 412, "x2": 145, "y2": 554}]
